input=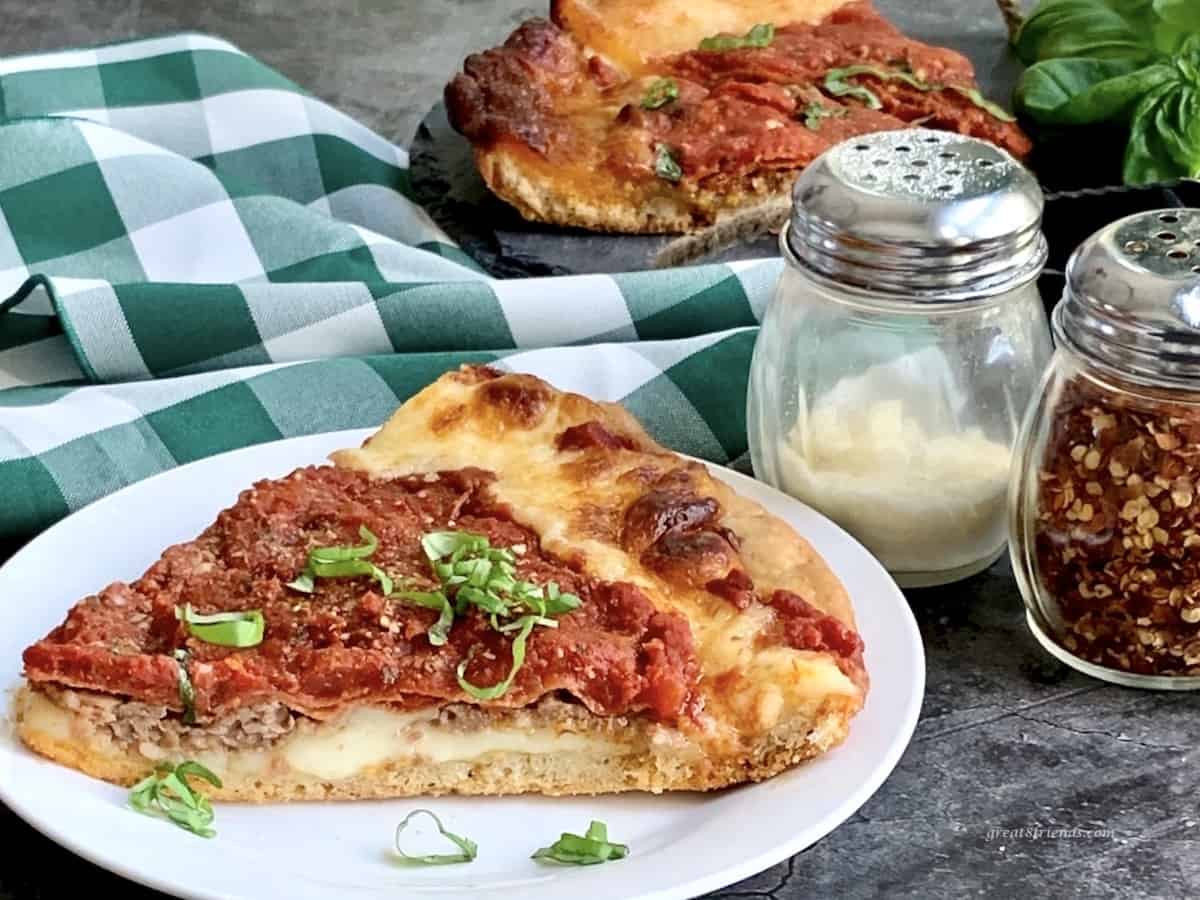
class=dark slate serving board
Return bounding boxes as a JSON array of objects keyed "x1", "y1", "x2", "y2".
[{"x1": 408, "y1": 0, "x2": 1141, "y2": 278}]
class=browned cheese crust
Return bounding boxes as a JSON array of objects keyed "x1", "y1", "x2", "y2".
[{"x1": 330, "y1": 366, "x2": 869, "y2": 753}]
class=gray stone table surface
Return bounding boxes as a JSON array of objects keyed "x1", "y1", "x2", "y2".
[{"x1": 0, "y1": 2, "x2": 1196, "y2": 899}]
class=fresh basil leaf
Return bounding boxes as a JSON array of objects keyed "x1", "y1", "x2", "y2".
[
  {"x1": 394, "y1": 590, "x2": 455, "y2": 645},
  {"x1": 486, "y1": 548, "x2": 517, "y2": 567},
  {"x1": 641, "y1": 78, "x2": 679, "y2": 109},
  {"x1": 456, "y1": 615, "x2": 538, "y2": 700},
  {"x1": 822, "y1": 68, "x2": 883, "y2": 109},
  {"x1": 499, "y1": 615, "x2": 556, "y2": 633},
  {"x1": 1154, "y1": 0, "x2": 1200, "y2": 33},
  {"x1": 395, "y1": 589, "x2": 447, "y2": 610},
  {"x1": 127, "y1": 760, "x2": 222, "y2": 838},
  {"x1": 455, "y1": 584, "x2": 506, "y2": 614},
  {"x1": 1178, "y1": 32, "x2": 1200, "y2": 83},
  {"x1": 946, "y1": 86, "x2": 1018, "y2": 122},
  {"x1": 394, "y1": 809, "x2": 478, "y2": 865},
  {"x1": 455, "y1": 557, "x2": 492, "y2": 587},
  {"x1": 823, "y1": 64, "x2": 1015, "y2": 121},
  {"x1": 428, "y1": 599, "x2": 455, "y2": 646},
  {"x1": 542, "y1": 583, "x2": 581, "y2": 615},
  {"x1": 174, "y1": 761, "x2": 222, "y2": 789},
  {"x1": 654, "y1": 144, "x2": 682, "y2": 182},
  {"x1": 1124, "y1": 81, "x2": 1185, "y2": 182},
  {"x1": 832, "y1": 63, "x2": 927, "y2": 90},
  {"x1": 532, "y1": 820, "x2": 629, "y2": 865},
  {"x1": 1156, "y1": 82, "x2": 1200, "y2": 170},
  {"x1": 801, "y1": 101, "x2": 847, "y2": 130},
  {"x1": 308, "y1": 525, "x2": 378, "y2": 563},
  {"x1": 747, "y1": 23, "x2": 774, "y2": 46},
  {"x1": 176, "y1": 604, "x2": 265, "y2": 648},
  {"x1": 422, "y1": 531, "x2": 488, "y2": 561},
  {"x1": 288, "y1": 526, "x2": 394, "y2": 595},
  {"x1": 173, "y1": 648, "x2": 196, "y2": 725},
  {"x1": 1016, "y1": 57, "x2": 1176, "y2": 124},
  {"x1": 487, "y1": 572, "x2": 517, "y2": 595},
  {"x1": 1123, "y1": 38, "x2": 1200, "y2": 183},
  {"x1": 129, "y1": 771, "x2": 160, "y2": 811},
  {"x1": 286, "y1": 571, "x2": 315, "y2": 593},
  {"x1": 414, "y1": 530, "x2": 583, "y2": 688},
  {"x1": 1013, "y1": 0, "x2": 1164, "y2": 65},
  {"x1": 308, "y1": 557, "x2": 394, "y2": 596},
  {"x1": 698, "y1": 22, "x2": 774, "y2": 51}
]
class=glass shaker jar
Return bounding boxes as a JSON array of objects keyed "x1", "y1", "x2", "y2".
[
  {"x1": 1010, "y1": 209, "x2": 1200, "y2": 689},
  {"x1": 747, "y1": 128, "x2": 1053, "y2": 588}
]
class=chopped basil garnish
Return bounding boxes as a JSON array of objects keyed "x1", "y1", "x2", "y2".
[
  {"x1": 946, "y1": 84, "x2": 1017, "y2": 122},
  {"x1": 176, "y1": 604, "x2": 264, "y2": 648},
  {"x1": 532, "y1": 820, "x2": 629, "y2": 865},
  {"x1": 129, "y1": 760, "x2": 221, "y2": 838},
  {"x1": 821, "y1": 64, "x2": 1016, "y2": 121},
  {"x1": 287, "y1": 525, "x2": 393, "y2": 596},
  {"x1": 417, "y1": 531, "x2": 578, "y2": 641},
  {"x1": 641, "y1": 77, "x2": 679, "y2": 109},
  {"x1": 456, "y1": 614, "x2": 540, "y2": 700},
  {"x1": 394, "y1": 809, "x2": 478, "y2": 865},
  {"x1": 822, "y1": 67, "x2": 885, "y2": 109},
  {"x1": 286, "y1": 571, "x2": 314, "y2": 593},
  {"x1": 418, "y1": 530, "x2": 580, "y2": 698},
  {"x1": 174, "y1": 648, "x2": 196, "y2": 725},
  {"x1": 394, "y1": 589, "x2": 455, "y2": 646},
  {"x1": 289, "y1": 525, "x2": 580, "y2": 697},
  {"x1": 421, "y1": 530, "x2": 483, "y2": 561},
  {"x1": 802, "y1": 101, "x2": 847, "y2": 130},
  {"x1": 699, "y1": 22, "x2": 774, "y2": 51},
  {"x1": 654, "y1": 144, "x2": 683, "y2": 182}
]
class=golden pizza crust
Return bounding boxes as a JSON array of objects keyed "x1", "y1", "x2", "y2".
[{"x1": 477, "y1": 143, "x2": 801, "y2": 235}]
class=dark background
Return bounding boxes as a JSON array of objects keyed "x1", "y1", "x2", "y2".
[{"x1": 1, "y1": 2, "x2": 1198, "y2": 899}]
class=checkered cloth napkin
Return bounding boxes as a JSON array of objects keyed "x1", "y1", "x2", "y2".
[{"x1": 0, "y1": 33, "x2": 779, "y2": 541}]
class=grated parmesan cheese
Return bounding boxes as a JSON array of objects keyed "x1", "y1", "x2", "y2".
[{"x1": 775, "y1": 353, "x2": 1013, "y2": 583}]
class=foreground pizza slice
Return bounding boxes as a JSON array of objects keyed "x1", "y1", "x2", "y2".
[
  {"x1": 446, "y1": 0, "x2": 1032, "y2": 234},
  {"x1": 17, "y1": 365, "x2": 866, "y2": 801}
]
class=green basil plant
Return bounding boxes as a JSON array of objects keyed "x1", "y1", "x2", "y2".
[{"x1": 1013, "y1": 0, "x2": 1200, "y2": 183}]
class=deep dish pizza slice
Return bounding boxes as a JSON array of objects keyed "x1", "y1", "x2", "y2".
[
  {"x1": 446, "y1": 0, "x2": 1032, "y2": 234},
  {"x1": 17, "y1": 365, "x2": 866, "y2": 800}
]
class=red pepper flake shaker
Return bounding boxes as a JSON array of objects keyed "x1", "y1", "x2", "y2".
[{"x1": 1010, "y1": 208, "x2": 1200, "y2": 687}]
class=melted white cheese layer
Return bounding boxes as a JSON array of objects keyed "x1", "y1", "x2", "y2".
[
  {"x1": 19, "y1": 691, "x2": 626, "y2": 780},
  {"x1": 280, "y1": 706, "x2": 616, "y2": 780}
]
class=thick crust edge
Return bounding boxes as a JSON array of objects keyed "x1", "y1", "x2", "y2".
[{"x1": 476, "y1": 143, "x2": 800, "y2": 234}]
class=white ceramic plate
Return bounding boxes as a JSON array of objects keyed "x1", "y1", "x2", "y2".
[{"x1": 0, "y1": 429, "x2": 924, "y2": 900}]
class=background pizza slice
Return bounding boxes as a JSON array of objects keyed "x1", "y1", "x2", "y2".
[{"x1": 445, "y1": 0, "x2": 1032, "y2": 234}]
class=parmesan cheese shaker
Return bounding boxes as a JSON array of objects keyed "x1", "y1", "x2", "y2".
[{"x1": 747, "y1": 128, "x2": 1053, "y2": 588}]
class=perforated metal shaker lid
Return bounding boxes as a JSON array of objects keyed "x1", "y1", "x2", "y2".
[
  {"x1": 784, "y1": 128, "x2": 1047, "y2": 301},
  {"x1": 1057, "y1": 209, "x2": 1200, "y2": 384}
]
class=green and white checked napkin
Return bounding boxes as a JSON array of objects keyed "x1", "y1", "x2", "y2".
[{"x1": 0, "y1": 32, "x2": 781, "y2": 541}]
